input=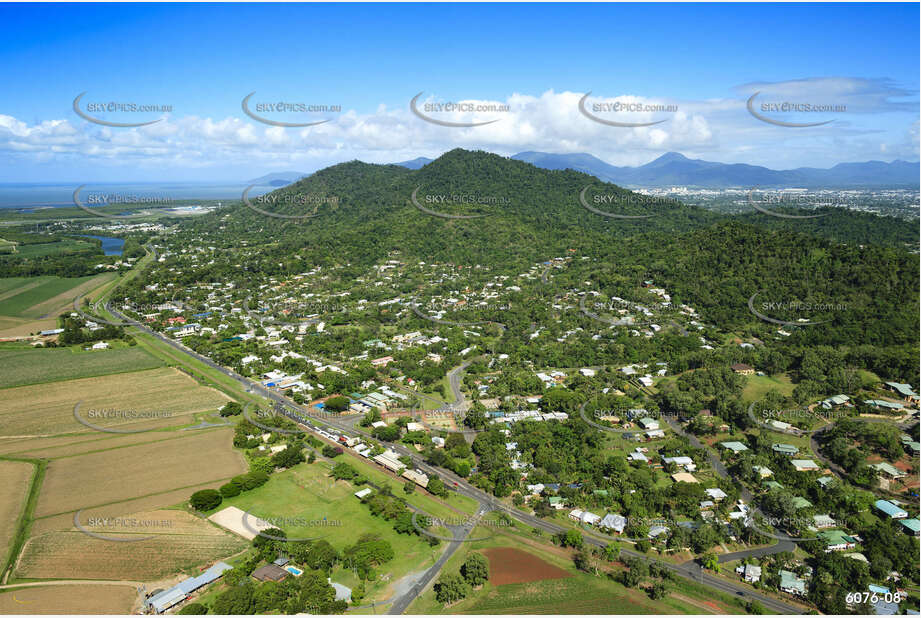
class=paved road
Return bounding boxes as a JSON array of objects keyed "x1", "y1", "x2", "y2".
[
  {"x1": 106, "y1": 305, "x2": 802, "y2": 614},
  {"x1": 664, "y1": 416, "x2": 753, "y2": 504},
  {"x1": 716, "y1": 540, "x2": 796, "y2": 563},
  {"x1": 387, "y1": 504, "x2": 488, "y2": 614},
  {"x1": 409, "y1": 302, "x2": 506, "y2": 332},
  {"x1": 664, "y1": 415, "x2": 805, "y2": 564},
  {"x1": 445, "y1": 360, "x2": 472, "y2": 411}
]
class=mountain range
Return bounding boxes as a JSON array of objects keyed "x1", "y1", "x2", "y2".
[
  {"x1": 254, "y1": 152, "x2": 918, "y2": 189},
  {"x1": 247, "y1": 171, "x2": 311, "y2": 186},
  {"x1": 404, "y1": 152, "x2": 921, "y2": 188}
]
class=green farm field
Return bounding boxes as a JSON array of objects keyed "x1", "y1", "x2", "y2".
[
  {"x1": 0, "y1": 275, "x2": 103, "y2": 318},
  {"x1": 0, "y1": 345, "x2": 164, "y2": 389}
]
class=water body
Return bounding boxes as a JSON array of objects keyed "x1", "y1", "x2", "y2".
[
  {"x1": 81, "y1": 235, "x2": 125, "y2": 256},
  {"x1": 0, "y1": 182, "x2": 277, "y2": 210}
]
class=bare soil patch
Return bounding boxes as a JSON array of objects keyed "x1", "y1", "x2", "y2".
[{"x1": 482, "y1": 547, "x2": 573, "y2": 586}]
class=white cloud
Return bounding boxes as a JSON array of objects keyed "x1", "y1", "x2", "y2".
[{"x1": 0, "y1": 85, "x2": 916, "y2": 180}]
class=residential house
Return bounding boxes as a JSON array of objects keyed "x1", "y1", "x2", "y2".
[
  {"x1": 864, "y1": 400, "x2": 904, "y2": 411},
  {"x1": 402, "y1": 469, "x2": 429, "y2": 488},
  {"x1": 875, "y1": 500, "x2": 908, "y2": 519},
  {"x1": 569, "y1": 509, "x2": 602, "y2": 526},
  {"x1": 770, "y1": 419, "x2": 793, "y2": 431},
  {"x1": 720, "y1": 441, "x2": 749, "y2": 454},
  {"x1": 884, "y1": 382, "x2": 919, "y2": 402},
  {"x1": 663, "y1": 456, "x2": 696, "y2": 472},
  {"x1": 817, "y1": 529, "x2": 857, "y2": 552},
  {"x1": 899, "y1": 518, "x2": 920, "y2": 536},
  {"x1": 772, "y1": 443, "x2": 799, "y2": 456},
  {"x1": 735, "y1": 564, "x2": 762, "y2": 583},
  {"x1": 252, "y1": 563, "x2": 288, "y2": 582},
  {"x1": 813, "y1": 514, "x2": 836, "y2": 529},
  {"x1": 600, "y1": 513, "x2": 627, "y2": 533},
  {"x1": 871, "y1": 462, "x2": 906, "y2": 479},
  {"x1": 731, "y1": 363, "x2": 755, "y2": 375},
  {"x1": 779, "y1": 570, "x2": 807, "y2": 596},
  {"x1": 791, "y1": 459, "x2": 820, "y2": 472},
  {"x1": 629, "y1": 450, "x2": 648, "y2": 463},
  {"x1": 820, "y1": 394, "x2": 850, "y2": 409},
  {"x1": 372, "y1": 450, "x2": 405, "y2": 474}
]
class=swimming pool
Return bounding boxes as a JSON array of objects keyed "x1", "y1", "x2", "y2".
[{"x1": 284, "y1": 566, "x2": 303, "y2": 576}]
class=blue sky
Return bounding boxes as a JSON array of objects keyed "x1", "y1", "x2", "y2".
[{"x1": 0, "y1": 2, "x2": 918, "y2": 181}]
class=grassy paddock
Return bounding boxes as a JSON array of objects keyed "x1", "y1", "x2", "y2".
[{"x1": 0, "y1": 346, "x2": 164, "y2": 389}]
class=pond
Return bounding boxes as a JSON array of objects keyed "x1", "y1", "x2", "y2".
[{"x1": 81, "y1": 235, "x2": 125, "y2": 256}]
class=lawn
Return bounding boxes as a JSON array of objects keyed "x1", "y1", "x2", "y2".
[
  {"x1": 328, "y1": 448, "x2": 478, "y2": 518},
  {"x1": 0, "y1": 345, "x2": 164, "y2": 389},
  {"x1": 218, "y1": 459, "x2": 441, "y2": 605},
  {"x1": 741, "y1": 373, "x2": 795, "y2": 402}
]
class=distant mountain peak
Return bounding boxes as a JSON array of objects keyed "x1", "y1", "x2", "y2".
[
  {"x1": 391, "y1": 150, "x2": 918, "y2": 188},
  {"x1": 651, "y1": 152, "x2": 689, "y2": 164}
]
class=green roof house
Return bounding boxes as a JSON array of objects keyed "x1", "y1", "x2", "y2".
[
  {"x1": 720, "y1": 441, "x2": 748, "y2": 453},
  {"x1": 772, "y1": 443, "x2": 799, "y2": 456},
  {"x1": 817, "y1": 529, "x2": 857, "y2": 551},
  {"x1": 899, "y1": 518, "x2": 920, "y2": 536}
]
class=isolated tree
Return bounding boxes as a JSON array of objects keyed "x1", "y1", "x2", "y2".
[
  {"x1": 434, "y1": 573, "x2": 469, "y2": 604},
  {"x1": 461, "y1": 553, "x2": 490, "y2": 587},
  {"x1": 702, "y1": 552, "x2": 721, "y2": 573},
  {"x1": 220, "y1": 401, "x2": 243, "y2": 416},
  {"x1": 322, "y1": 445, "x2": 342, "y2": 458},
  {"x1": 564, "y1": 529, "x2": 584, "y2": 548},
  {"x1": 325, "y1": 395, "x2": 350, "y2": 413},
  {"x1": 190, "y1": 489, "x2": 222, "y2": 511}
]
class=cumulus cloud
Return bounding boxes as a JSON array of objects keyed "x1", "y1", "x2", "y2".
[{"x1": 0, "y1": 85, "x2": 916, "y2": 179}]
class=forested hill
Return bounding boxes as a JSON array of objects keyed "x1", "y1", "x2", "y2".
[
  {"x1": 211, "y1": 149, "x2": 713, "y2": 269},
  {"x1": 169, "y1": 149, "x2": 916, "y2": 360},
  {"x1": 203, "y1": 149, "x2": 915, "y2": 269}
]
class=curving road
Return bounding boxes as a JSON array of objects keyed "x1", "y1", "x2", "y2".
[
  {"x1": 387, "y1": 504, "x2": 489, "y2": 614},
  {"x1": 445, "y1": 360, "x2": 473, "y2": 411}
]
